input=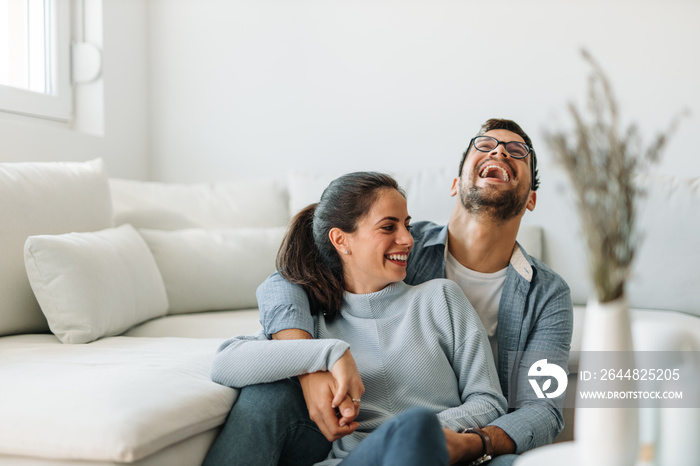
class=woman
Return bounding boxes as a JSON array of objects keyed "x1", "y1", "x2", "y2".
[{"x1": 208, "y1": 172, "x2": 506, "y2": 466}]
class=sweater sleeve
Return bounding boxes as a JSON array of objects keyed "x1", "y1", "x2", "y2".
[
  {"x1": 210, "y1": 330, "x2": 350, "y2": 388},
  {"x1": 434, "y1": 282, "x2": 508, "y2": 431}
]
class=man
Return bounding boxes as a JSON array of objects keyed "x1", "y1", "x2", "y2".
[{"x1": 203, "y1": 119, "x2": 573, "y2": 466}]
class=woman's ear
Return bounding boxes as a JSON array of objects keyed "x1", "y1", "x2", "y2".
[{"x1": 329, "y1": 227, "x2": 349, "y2": 255}]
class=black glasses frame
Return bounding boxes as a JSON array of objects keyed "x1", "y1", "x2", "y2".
[
  {"x1": 469, "y1": 136, "x2": 531, "y2": 159},
  {"x1": 465, "y1": 136, "x2": 537, "y2": 191}
]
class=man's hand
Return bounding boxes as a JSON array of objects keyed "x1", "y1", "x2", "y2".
[
  {"x1": 298, "y1": 371, "x2": 360, "y2": 442},
  {"x1": 443, "y1": 429, "x2": 483, "y2": 465},
  {"x1": 443, "y1": 426, "x2": 516, "y2": 465},
  {"x1": 271, "y1": 330, "x2": 365, "y2": 442}
]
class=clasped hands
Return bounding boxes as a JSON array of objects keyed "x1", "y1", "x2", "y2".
[
  {"x1": 298, "y1": 349, "x2": 365, "y2": 442},
  {"x1": 299, "y1": 350, "x2": 496, "y2": 465}
]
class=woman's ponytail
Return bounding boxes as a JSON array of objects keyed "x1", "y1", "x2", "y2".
[{"x1": 276, "y1": 204, "x2": 344, "y2": 316}]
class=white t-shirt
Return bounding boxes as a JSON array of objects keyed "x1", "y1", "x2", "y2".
[{"x1": 445, "y1": 251, "x2": 507, "y2": 362}]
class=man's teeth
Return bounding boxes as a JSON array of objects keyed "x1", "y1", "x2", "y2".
[
  {"x1": 479, "y1": 165, "x2": 510, "y2": 182},
  {"x1": 386, "y1": 254, "x2": 408, "y2": 261}
]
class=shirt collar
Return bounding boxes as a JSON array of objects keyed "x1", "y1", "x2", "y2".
[
  {"x1": 510, "y1": 242, "x2": 534, "y2": 283},
  {"x1": 426, "y1": 224, "x2": 449, "y2": 248}
]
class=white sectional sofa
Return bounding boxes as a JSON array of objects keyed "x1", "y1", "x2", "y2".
[
  {"x1": 0, "y1": 159, "x2": 287, "y2": 466},
  {"x1": 1, "y1": 159, "x2": 698, "y2": 465}
]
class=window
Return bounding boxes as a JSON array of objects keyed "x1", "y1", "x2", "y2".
[{"x1": 0, "y1": 0, "x2": 72, "y2": 121}]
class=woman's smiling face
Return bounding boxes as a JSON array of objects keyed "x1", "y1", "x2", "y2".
[{"x1": 336, "y1": 188, "x2": 413, "y2": 294}]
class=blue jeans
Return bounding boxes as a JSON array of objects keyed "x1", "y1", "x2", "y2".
[
  {"x1": 337, "y1": 406, "x2": 448, "y2": 466},
  {"x1": 202, "y1": 378, "x2": 331, "y2": 466},
  {"x1": 202, "y1": 377, "x2": 496, "y2": 466}
]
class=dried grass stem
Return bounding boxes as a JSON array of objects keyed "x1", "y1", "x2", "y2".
[{"x1": 544, "y1": 50, "x2": 686, "y2": 302}]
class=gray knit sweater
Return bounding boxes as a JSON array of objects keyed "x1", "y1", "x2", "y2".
[{"x1": 211, "y1": 279, "x2": 507, "y2": 464}]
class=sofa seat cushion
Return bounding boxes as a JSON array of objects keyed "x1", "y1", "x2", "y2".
[
  {"x1": 123, "y1": 308, "x2": 263, "y2": 338},
  {"x1": 0, "y1": 335, "x2": 235, "y2": 463}
]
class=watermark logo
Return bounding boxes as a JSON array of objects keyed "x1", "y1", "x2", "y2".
[{"x1": 528, "y1": 359, "x2": 568, "y2": 399}]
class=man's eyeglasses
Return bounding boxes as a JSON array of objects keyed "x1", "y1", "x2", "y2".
[{"x1": 469, "y1": 136, "x2": 531, "y2": 159}]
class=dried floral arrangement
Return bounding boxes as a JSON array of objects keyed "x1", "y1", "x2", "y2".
[{"x1": 544, "y1": 50, "x2": 686, "y2": 303}]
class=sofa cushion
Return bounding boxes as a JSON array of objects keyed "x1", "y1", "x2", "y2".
[
  {"x1": 532, "y1": 172, "x2": 700, "y2": 314},
  {"x1": 24, "y1": 224, "x2": 168, "y2": 344},
  {"x1": 626, "y1": 175, "x2": 700, "y2": 317},
  {"x1": 0, "y1": 159, "x2": 113, "y2": 337},
  {"x1": 0, "y1": 335, "x2": 235, "y2": 463},
  {"x1": 138, "y1": 227, "x2": 285, "y2": 314},
  {"x1": 124, "y1": 308, "x2": 263, "y2": 338},
  {"x1": 110, "y1": 178, "x2": 290, "y2": 230}
]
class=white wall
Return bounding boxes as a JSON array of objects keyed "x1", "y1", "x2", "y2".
[
  {"x1": 4, "y1": 0, "x2": 698, "y2": 184},
  {"x1": 147, "y1": 0, "x2": 700, "y2": 185},
  {"x1": 0, "y1": 0, "x2": 150, "y2": 180},
  {"x1": 146, "y1": 0, "x2": 700, "y2": 305},
  {"x1": 2, "y1": 0, "x2": 698, "y2": 302}
]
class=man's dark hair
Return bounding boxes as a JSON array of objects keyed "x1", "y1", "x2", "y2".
[{"x1": 458, "y1": 119, "x2": 540, "y2": 191}]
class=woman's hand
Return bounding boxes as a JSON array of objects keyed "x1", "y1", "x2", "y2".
[
  {"x1": 298, "y1": 350, "x2": 364, "y2": 442},
  {"x1": 330, "y1": 349, "x2": 365, "y2": 414}
]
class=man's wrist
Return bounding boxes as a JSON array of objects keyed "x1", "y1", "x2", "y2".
[
  {"x1": 481, "y1": 425, "x2": 516, "y2": 455},
  {"x1": 271, "y1": 328, "x2": 313, "y2": 340},
  {"x1": 459, "y1": 431, "x2": 488, "y2": 463},
  {"x1": 462, "y1": 427, "x2": 493, "y2": 465}
]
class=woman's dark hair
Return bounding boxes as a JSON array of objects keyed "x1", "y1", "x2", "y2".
[{"x1": 276, "y1": 172, "x2": 404, "y2": 318}]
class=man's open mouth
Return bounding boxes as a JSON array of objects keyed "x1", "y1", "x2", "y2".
[{"x1": 479, "y1": 164, "x2": 511, "y2": 182}]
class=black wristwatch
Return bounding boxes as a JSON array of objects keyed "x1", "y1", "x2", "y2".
[{"x1": 463, "y1": 427, "x2": 493, "y2": 465}]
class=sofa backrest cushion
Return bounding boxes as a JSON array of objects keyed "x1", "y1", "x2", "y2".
[
  {"x1": 0, "y1": 159, "x2": 113, "y2": 336},
  {"x1": 531, "y1": 173, "x2": 700, "y2": 317},
  {"x1": 110, "y1": 178, "x2": 290, "y2": 229},
  {"x1": 138, "y1": 227, "x2": 285, "y2": 314},
  {"x1": 24, "y1": 224, "x2": 169, "y2": 344},
  {"x1": 626, "y1": 175, "x2": 700, "y2": 316}
]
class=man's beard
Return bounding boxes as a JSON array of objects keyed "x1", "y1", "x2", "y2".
[{"x1": 459, "y1": 176, "x2": 530, "y2": 222}]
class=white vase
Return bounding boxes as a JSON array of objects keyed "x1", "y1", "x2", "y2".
[{"x1": 575, "y1": 296, "x2": 639, "y2": 466}]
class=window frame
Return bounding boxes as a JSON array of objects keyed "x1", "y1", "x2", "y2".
[{"x1": 0, "y1": 0, "x2": 72, "y2": 122}]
